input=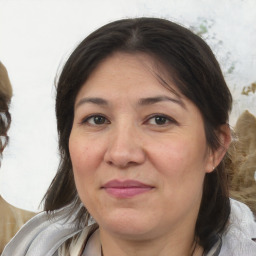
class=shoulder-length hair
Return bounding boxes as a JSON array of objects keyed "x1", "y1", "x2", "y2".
[{"x1": 43, "y1": 17, "x2": 232, "y2": 253}]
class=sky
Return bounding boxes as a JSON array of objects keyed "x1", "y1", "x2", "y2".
[{"x1": 0, "y1": 0, "x2": 255, "y2": 211}]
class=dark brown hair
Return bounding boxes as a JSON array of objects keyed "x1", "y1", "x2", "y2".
[
  {"x1": 0, "y1": 62, "x2": 12, "y2": 155},
  {"x1": 44, "y1": 17, "x2": 232, "y2": 253}
]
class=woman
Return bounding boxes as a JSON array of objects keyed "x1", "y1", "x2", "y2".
[{"x1": 3, "y1": 17, "x2": 256, "y2": 256}]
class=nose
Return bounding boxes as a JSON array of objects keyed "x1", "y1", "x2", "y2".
[{"x1": 104, "y1": 125, "x2": 146, "y2": 168}]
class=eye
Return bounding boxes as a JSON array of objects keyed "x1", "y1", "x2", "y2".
[
  {"x1": 82, "y1": 115, "x2": 110, "y2": 126},
  {"x1": 147, "y1": 114, "x2": 177, "y2": 126}
]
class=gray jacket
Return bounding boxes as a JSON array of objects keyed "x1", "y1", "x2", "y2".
[{"x1": 2, "y1": 199, "x2": 256, "y2": 256}]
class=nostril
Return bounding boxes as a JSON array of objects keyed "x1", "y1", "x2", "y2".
[
  {"x1": 106, "y1": 159, "x2": 140, "y2": 169},
  {"x1": 103, "y1": 135, "x2": 146, "y2": 168},
  {"x1": 106, "y1": 160, "x2": 113, "y2": 166}
]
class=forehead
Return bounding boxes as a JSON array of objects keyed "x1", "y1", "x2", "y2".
[{"x1": 76, "y1": 52, "x2": 181, "y2": 100}]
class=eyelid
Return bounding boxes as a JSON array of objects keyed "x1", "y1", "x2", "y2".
[
  {"x1": 80, "y1": 114, "x2": 110, "y2": 125},
  {"x1": 78, "y1": 113, "x2": 178, "y2": 126},
  {"x1": 144, "y1": 113, "x2": 178, "y2": 125}
]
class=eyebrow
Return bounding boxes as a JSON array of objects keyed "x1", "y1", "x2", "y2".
[
  {"x1": 75, "y1": 95, "x2": 186, "y2": 109},
  {"x1": 138, "y1": 96, "x2": 186, "y2": 109},
  {"x1": 75, "y1": 97, "x2": 108, "y2": 109}
]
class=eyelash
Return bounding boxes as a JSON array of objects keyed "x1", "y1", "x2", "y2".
[
  {"x1": 80, "y1": 114, "x2": 110, "y2": 126},
  {"x1": 144, "y1": 114, "x2": 178, "y2": 126},
  {"x1": 80, "y1": 114, "x2": 178, "y2": 127}
]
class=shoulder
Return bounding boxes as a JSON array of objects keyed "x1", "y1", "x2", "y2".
[
  {"x1": 1, "y1": 207, "x2": 84, "y2": 256},
  {"x1": 219, "y1": 199, "x2": 256, "y2": 256}
]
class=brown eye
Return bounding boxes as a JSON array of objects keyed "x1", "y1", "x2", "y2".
[
  {"x1": 146, "y1": 114, "x2": 178, "y2": 127},
  {"x1": 83, "y1": 115, "x2": 109, "y2": 125},
  {"x1": 148, "y1": 115, "x2": 169, "y2": 125},
  {"x1": 92, "y1": 116, "x2": 106, "y2": 124},
  {"x1": 154, "y1": 116, "x2": 168, "y2": 125}
]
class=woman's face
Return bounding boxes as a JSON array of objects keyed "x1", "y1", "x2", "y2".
[{"x1": 69, "y1": 53, "x2": 216, "y2": 241}]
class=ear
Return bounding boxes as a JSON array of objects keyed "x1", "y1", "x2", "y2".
[{"x1": 205, "y1": 124, "x2": 231, "y2": 173}]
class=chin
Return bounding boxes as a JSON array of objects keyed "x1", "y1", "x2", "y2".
[{"x1": 98, "y1": 210, "x2": 157, "y2": 240}]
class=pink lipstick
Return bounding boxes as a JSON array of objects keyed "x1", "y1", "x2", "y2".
[{"x1": 102, "y1": 179, "x2": 153, "y2": 198}]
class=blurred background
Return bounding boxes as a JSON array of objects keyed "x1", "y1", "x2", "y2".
[{"x1": 0, "y1": 0, "x2": 255, "y2": 212}]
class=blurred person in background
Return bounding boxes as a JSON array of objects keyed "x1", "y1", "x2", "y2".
[{"x1": 0, "y1": 61, "x2": 35, "y2": 253}]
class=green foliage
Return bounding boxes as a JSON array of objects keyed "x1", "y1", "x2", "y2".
[
  {"x1": 190, "y1": 17, "x2": 254, "y2": 97},
  {"x1": 190, "y1": 17, "x2": 214, "y2": 38},
  {"x1": 227, "y1": 63, "x2": 235, "y2": 75},
  {"x1": 190, "y1": 17, "x2": 236, "y2": 76}
]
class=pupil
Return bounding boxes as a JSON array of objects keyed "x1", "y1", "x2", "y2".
[
  {"x1": 155, "y1": 116, "x2": 166, "y2": 125},
  {"x1": 94, "y1": 116, "x2": 105, "y2": 124}
]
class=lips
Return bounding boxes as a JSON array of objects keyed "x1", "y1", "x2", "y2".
[{"x1": 101, "y1": 179, "x2": 154, "y2": 198}]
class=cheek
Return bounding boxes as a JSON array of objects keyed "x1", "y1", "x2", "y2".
[
  {"x1": 69, "y1": 132, "x2": 109, "y2": 202},
  {"x1": 69, "y1": 136, "x2": 100, "y2": 209},
  {"x1": 151, "y1": 140, "x2": 206, "y2": 170},
  {"x1": 69, "y1": 136, "x2": 97, "y2": 196},
  {"x1": 69, "y1": 134, "x2": 101, "y2": 175},
  {"x1": 148, "y1": 134, "x2": 209, "y2": 193}
]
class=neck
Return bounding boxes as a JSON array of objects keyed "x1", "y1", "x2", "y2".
[{"x1": 99, "y1": 228, "x2": 203, "y2": 256}]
